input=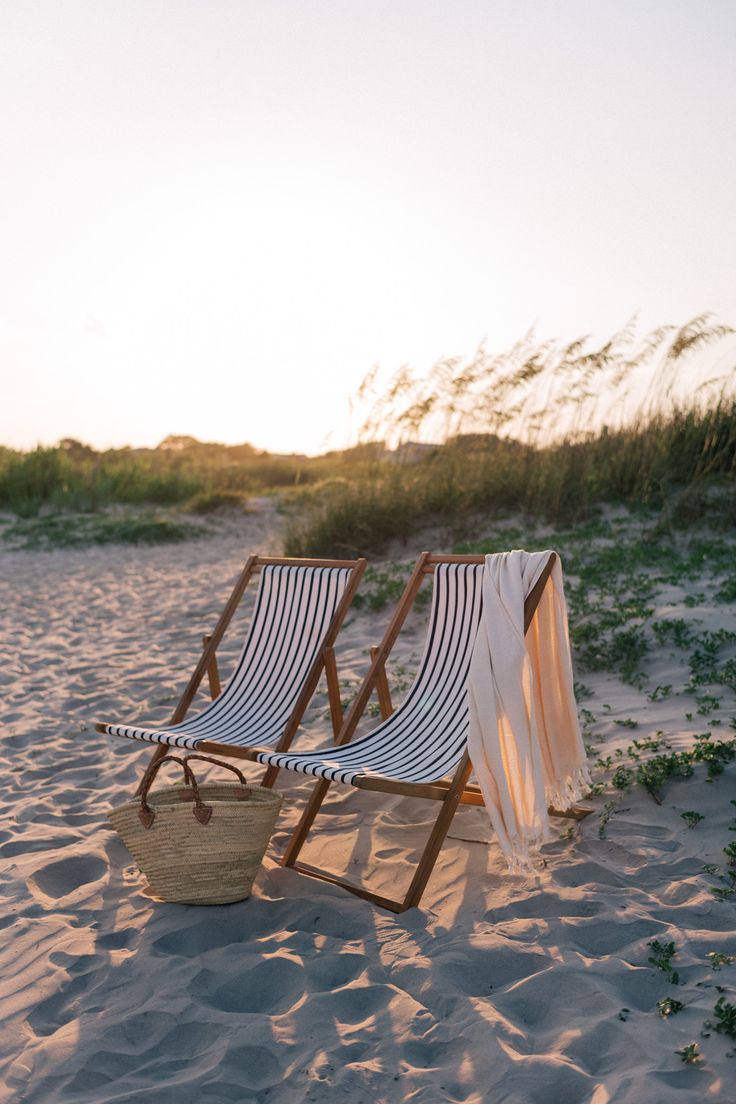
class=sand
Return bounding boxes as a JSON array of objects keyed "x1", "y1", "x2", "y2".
[{"x1": 1, "y1": 503, "x2": 735, "y2": 1103}]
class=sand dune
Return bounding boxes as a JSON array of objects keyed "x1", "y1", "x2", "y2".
[{"x1": 1, "y1": 506, "x2": 735, "y2": 1103}]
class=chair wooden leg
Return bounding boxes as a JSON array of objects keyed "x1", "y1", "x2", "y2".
[
  {"x1": 400, "y1": 753, "x2": 474, "y2": 911},
  {"x1": 281, "y1": 778, "x2": 332, "y2": 868},
  {"x1": 369, "y1": 645, "x2": 393, "y2": 719},
  {"x1": 260, "y1": 763, "x2": 281, "y2": 789},
  {"x1": 202, "y1": 634, "x2": 221, "y2": 700},
  {"x1": 135, "y1": 743, "x2": 168, "y2": 795},
  {"x1": 323, "y1": 645, "x2": 344, "y2": 739},
  {"x1": 282, "y1": 758, "x2": 474, "y2": 912}
]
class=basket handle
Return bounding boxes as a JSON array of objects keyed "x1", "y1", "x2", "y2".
[
  {"x1": 138, "y1": 750, "x2": 195, "y2": 794},
  {"x1": 138, "y1": 754, "x2": 212, "y2": 829},
  {"x1": 183, "y1": 754, "x2": 249, "y2": 788}
]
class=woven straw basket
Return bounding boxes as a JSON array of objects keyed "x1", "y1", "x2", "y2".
[{"x1": 109, "y1": 754, "x2": 282, "y2": 905}]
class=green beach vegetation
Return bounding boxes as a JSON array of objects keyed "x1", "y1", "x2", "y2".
[
  {"x1": 1, "y1": 314, "x2": 734, "y2": 553},
  {"x1": 0, "y1": 435, "x2": 330, "y2": 519}
]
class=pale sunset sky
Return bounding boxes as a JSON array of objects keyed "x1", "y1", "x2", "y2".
[{"x1": 1, "y1": 1, "x2": 735, "y2": 454}]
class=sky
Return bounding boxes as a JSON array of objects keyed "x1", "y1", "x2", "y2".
[{"x1": 1, "y1": 0, "x2": 735, "y2": 455}]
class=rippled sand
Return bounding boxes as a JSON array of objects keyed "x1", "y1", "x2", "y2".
[{"x1": 1, "y1": 507, "x2": 735, "y2": 1103}]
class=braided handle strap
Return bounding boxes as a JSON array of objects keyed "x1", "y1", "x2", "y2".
[
  {"x1": 138, "y1": 754, "x2": 212, "y2": 829},
  {"x1": 183, "y1": 755, "x2": 249, "y2": 786}
]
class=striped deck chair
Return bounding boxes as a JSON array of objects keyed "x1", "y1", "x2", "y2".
[
  {"x1": 236, "y1": 552, "x2": 589, "y2": 912},
  {"x1": 95, "y1": 555, "x2": 366, "y2": 792}
]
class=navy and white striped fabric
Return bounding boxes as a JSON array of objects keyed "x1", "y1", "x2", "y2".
[
  {"x1": 256, "y1": 563, "x2": 485, "y2": 785},
  {"x1": 101, "y1": 564, "x2": 352, "y2": 751}
]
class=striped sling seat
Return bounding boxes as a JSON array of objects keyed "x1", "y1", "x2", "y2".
[
  {"x1": 255, "y1": 562, "x2": 484, "y2": 784},
  {"x1": 97, "y1": 562, "x2": 357, "y2": 752}
]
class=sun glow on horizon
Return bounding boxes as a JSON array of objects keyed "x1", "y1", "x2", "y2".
[{"x1": 1, "y1": 1, "x2": 735, "y2": 454}]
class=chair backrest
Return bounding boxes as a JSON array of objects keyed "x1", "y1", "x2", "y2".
[
  {"x1": 330, "y1": 561, "x2": 485, "y2": 783},
  {"x1": 174, "y1": 563, "x2": 353, "y2": 745},
  {"x1": 259, "y1": 552, "x2": 556, "y2": 786}
]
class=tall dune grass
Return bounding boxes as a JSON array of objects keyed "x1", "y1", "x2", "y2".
[
  {"x1": 285, "y1": 315, "x2": 736, "y2": 556},
  {"x1": 283, "y1": 401, "x2": 736, "y2": 557},
  {"x1": 2, "y1": 317, "x2": 734, "y2": 555}
]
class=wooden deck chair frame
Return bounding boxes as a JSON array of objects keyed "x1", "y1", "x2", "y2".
[
  {"x1": 95, "y1": 555, "x2": 366, "y2": 795},
  {"x1": 257, "y1": 551, "x2": 589, "y2": 913}
]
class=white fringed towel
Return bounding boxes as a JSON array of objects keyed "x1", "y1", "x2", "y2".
[{"x1": 467, "y1": 550, "x2": 590, "y2": 874}]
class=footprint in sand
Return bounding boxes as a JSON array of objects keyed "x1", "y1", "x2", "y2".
[
  {"x1": 95, "y1": 928, "x2": 138, "y2": 951},
  {"x1": 153, "y1": 913, "x2": 252, "y2": 957},
  {"x1": 306, "y1": 951, "x2": 368, "y2": 991},
  {"x1": 1, "y1": 834, "x2": 78, "y2": 858},
  {"x1": 28, "y1": 969, "x2": 104, "y2": 1037},
  {"x1": 313, "y1": 982, "x2": 392, "y2": 1024},
  {"x1": 218, "y1": 1044, "x2": 285, "y2": 1092},
  {"x1": 193, "y1": 957, "x2": 306, "y2": 1015},
  {"x1": 30, "y1": 854, "x2": 106, "y2": 900},
  {"x1": 562, "y1": 916, "x2": 660, "y2": 956},
  {"x1": 426, "y1": 943, "x2": 551, "y2": 1001},
  {"x1": 288, "y1": 901, "x2": 373, "y2": 940},
  {"x1": 488, "y1": 893, "x2": 603, "y2": 923}
]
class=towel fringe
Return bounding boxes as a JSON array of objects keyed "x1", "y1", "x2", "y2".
[
  {"x1": 504, "y1": 829, "x2": 548, "y2": 876},
  {"x1": 502, "y1": 765, "x2": 593, "y2": 874},
  {"x1": 544, "y1": 764, "x2": 592, "y2": 812}
]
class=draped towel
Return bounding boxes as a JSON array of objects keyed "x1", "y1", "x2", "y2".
[{"x1": 467, "y1": 550, "x2": 590, "y2": 874}]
